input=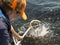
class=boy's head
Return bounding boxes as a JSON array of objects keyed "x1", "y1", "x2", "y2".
[{"x1": 1, "y1": 0, "x2": 27, "y2": 20}]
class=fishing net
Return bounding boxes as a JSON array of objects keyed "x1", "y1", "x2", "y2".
[
  {"x1": 13, "y1": 20, "x2": 43, "y2": 45},
  {"x1": 18, "y1": 20, "x2": 43, "y2": 37}
]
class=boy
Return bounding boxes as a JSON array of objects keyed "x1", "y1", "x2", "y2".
[{"x1": 0, "y1": 0, "x2": 27, "y2": 45}]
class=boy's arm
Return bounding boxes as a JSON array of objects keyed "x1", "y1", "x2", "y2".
[{"x1": 10, "y1": 25, "x2": 23, "y2": 40}]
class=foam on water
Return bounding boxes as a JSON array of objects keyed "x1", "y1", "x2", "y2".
[
  {"x1": 18, "y1": 20, "x2": 53, "y2": 38},
  {"x1": 38, "y1": 25, "x2": 49, "y2": 36},
  {"x1": 27, "y1": 23, "x2": 49, "y2": 38}
]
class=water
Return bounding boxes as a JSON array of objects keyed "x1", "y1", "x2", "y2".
[{"x1": 11, "y1": 0, "x2": 60, "y2": 45}]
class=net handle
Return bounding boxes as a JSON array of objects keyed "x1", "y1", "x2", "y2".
[{"x1": 13, "y1": 26, "x2": 32, "y2": 45}]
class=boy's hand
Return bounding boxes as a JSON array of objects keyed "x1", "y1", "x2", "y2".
[{"x1": 18, "y1": 36, "x2": 24, "y2": 41}]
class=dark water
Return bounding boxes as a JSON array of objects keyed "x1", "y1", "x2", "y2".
[{"x1": 11, "y1": 0, "x2": 60, "y2": 45}]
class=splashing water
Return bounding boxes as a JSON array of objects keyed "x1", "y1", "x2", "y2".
[
  {"x1": 18, "y1": 20, "x2": 51, "y2": 38},
  {"x1": 38, "y1": 24, "x2": 49, "y2": 36},
  {"x1": 26, "y1": 23, "x2": 49, "y2": 38}
]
